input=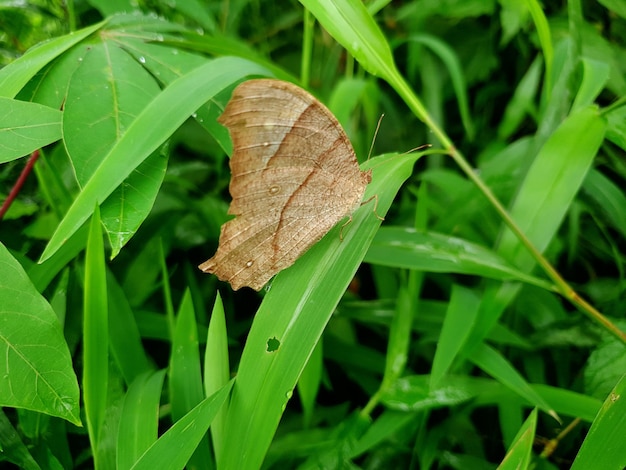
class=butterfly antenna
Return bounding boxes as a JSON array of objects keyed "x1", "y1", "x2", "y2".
[
  {"x1": 402, "y1": 143, "x2": 432, "y2": 155},
  {"x1": 367, "y1": 114, "x2": 384, "y2": 161}
]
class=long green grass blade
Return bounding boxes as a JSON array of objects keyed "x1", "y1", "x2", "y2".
[{"x1": 219, "y1": 152, "x2": 421, "y2": 469}]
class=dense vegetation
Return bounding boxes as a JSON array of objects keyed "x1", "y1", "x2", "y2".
[{"x1": 1, "y1": 0, "x2": 625, "y2": 468}]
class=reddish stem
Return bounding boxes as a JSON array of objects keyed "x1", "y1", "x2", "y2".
[{"x1": 0, "y1": 149, "x2": 40, "y2": 220}]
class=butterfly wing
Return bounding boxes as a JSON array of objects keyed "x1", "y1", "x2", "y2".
[{"x1": 199, "y1": 79, "x2": 371, "y2": 290}]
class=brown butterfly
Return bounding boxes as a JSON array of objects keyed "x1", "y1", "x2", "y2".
[{"x1": 199, "y1": 79, "x2": 371, "y2": 290}]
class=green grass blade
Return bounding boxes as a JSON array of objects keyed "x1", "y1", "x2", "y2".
[
  {"x1": 406, "y1": 34, "x2": 475, "y2": 140},
  {"x1": 571, "y1": 373, "x2": 626, "y2": 470},
  {"x1": 431, "y1": 285, "x2": 481, "y2": 388},
  {"x1": 130, "y1": 382, "x2": 233, "y2": 470},
  {"x1": 498, "y1": 408, "x2": 537, "y2": 470},
  {"x1": 498, "y1": 105, "x2": 606, "y2": 270},
  {"x1": 203, "y1": 292, "x2": 229, "y2": 463},
  {"x1": 83, "y1": 205, "x2": 109, "y2": 454},
  {"x1": 117, "y1": 370, "x2": 166, "y2": 469},
  {"x1": 471, "y1": 344, "x2": 556, "y2": 419},
  {"x1": 169, "y1": 290, "x2": 212, "y2": 469},
  {"x1": 526, "y1": 0, "x2": 553, "y2": 96},
  {"x1": 0, "y1": 22, "x2": 104, "y2": 98},
  {"x1": 106, "y1": 271, "x2": 154, "y2": 384},
  {"x1": 219, "y1": 152, "x2": 421, "y2": 469},
  {"x1": 365, "y1": 227, "x2": 555, "y2": 291},
  {"x1": 299, "y1": 0, "x2": 397, "y2": 79}
]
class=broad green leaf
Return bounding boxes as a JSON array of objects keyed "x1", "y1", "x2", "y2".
[
  {"x1": 63, "y1": 41, "x2": 166, "y2": 258},
  {"x1": 0, "y1": 243, "x2": 80, "y2": 425},
  {"x1": 118, "y1": 38, "x2": 232, "y2": 154},
  {"x1": 64, "y1": 42, "x2": 160, "y2": 185},
  {"x1": 0, "y1": 99, "x2": 62, "y2": 163},
  {"x1": 583, "y1": 325, "x2": 626, "y2": 399},
  {"x1": 40, "y1": 56, "x2": 271, "y2": 262}
]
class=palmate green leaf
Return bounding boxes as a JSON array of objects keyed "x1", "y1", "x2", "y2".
[
  {"x1": 365, "y1": 227, "x2": 554, "y2": 290},
  {"x1": 0, "y1": 243, "x2": 80, "y2": 425},
  {"x1": 219, "y1": 152, "x2": 420, "y2": 470},
  {"x1": 571, "y1": 373, "x2": 626, "y2": 470},
  {"x1": 0, "y1": 99, "x2": 61, "y2": 163},
  {"x1": 63, "y1": 40, "x2": 167, "y2": 258},
  {"x1": 118, "y1": 38, "x2": 232, "y2": 154},
  {"x1": 64, "y1": 42, "x2": 161, "y2": 186},
  {"x1": 40, "y1": 56, "x2": 271, "y2": 263}
]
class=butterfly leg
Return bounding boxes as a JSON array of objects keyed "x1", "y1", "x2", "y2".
[{"x1": 361, "y1": 194, "x2": 384, "y2": 221}]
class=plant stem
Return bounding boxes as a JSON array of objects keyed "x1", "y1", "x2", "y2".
[{"x1": 0, "y1": 150, "x2": 40, "y2": 220}]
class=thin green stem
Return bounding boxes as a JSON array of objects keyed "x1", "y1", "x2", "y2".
[
  {"x1": 300, "y1": 8, "x2": 314, "y2": 87},
  {"x1": 390, "y1": 74, "x2": 626, "y2": 344}
]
